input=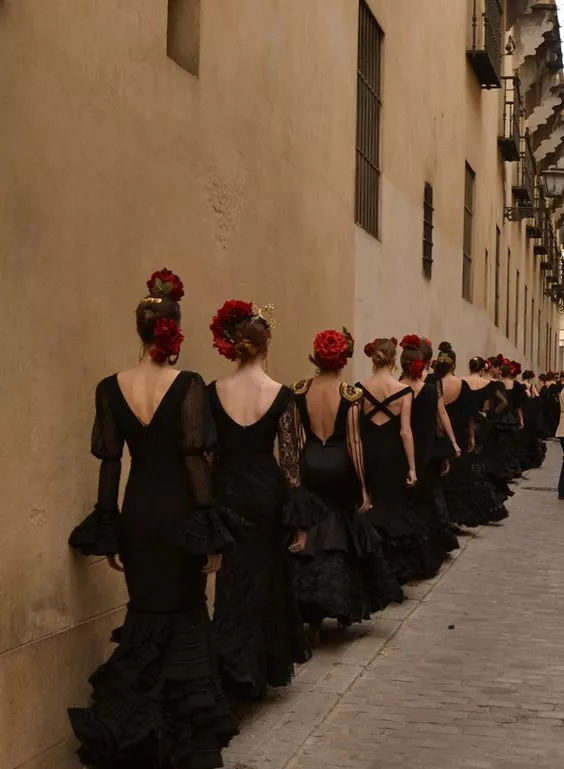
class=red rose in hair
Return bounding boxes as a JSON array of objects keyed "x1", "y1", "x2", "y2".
[
  {"x1": 313, "y1": 329, "x2": 350, "y2": 370},
  {"x1": 150, "y1": 317, "x2": 184, "y2": 364},
  {"x1": 147, "y1": 268, "x2": 185, "y2": 301},
  {"x1": 409, "y1": 359, "x2": 426, "y2": 379},
  {"x1": 210, "y1": 299, "x2": 254, "y2": 360},
  {"x1": 400, "y1": 334, "x2": 421, "y2": 349}
]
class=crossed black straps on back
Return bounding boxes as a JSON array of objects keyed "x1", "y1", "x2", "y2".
[{"x1": 357, "y1": 384, "x2": 413, "y2": 421}]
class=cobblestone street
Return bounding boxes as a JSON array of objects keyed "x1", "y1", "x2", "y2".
[{"x1": 225, "y1": 441, "x2": 564, "y2": 769}]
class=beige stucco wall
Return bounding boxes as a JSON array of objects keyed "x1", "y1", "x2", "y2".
[
  {"x1": 352, "y1": 0, "x2": 560, "y2": 382},
  {"x1": 0, "y1": 2, "x2": 358, "y2": 766}
]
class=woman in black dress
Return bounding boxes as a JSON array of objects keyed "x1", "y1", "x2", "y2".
[
  {"x1": 68, "y1": 270, "x2": 238, "y2": 769},
  {"x1": 208, "y1": 300, "x2": 320, "y2": 701},
  {"x1": 290, "y1": 329, "x2": 403, "y2": 644},
  {"x1": 521, "y1": 370, "x2": 546, "y2": 469},
  {"x1": 399, "y1": 337, "x2": 459, "y2": 560},
  {"x1": 358, "y1": 338, "x2": 437, "y2": 584}
]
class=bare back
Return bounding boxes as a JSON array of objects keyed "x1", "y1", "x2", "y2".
[
  {"x1": 215, "y1": 368, "x2": 283, "y2": 427},
  {"x1": 441, "y1": 374, "x2": 463, "y2": 405},
  {"x1": 361, "y1": 372, "x2": 411, "y2": 425},
  {"x1": 117, "y1": 364, "x2": 181, "y2": 426},
  {"x1": 305, "y1": 378, "x2": 342, "y2": 443}
]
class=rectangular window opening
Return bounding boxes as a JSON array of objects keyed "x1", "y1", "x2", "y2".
[
  {"x1": 423, "y1": 183, "x2": 434, "y2": 279},
  {"x1": 524, "y1": 286, "x2": 528, "y2": 356},
  {"x1": 505, "y1": 248, "x2": 511, "y2": 338},
  {"x1": 494, "y1": 227, "x2": 500, "y2": 327},
  {"x1": 167, "y1": 0, "x2": 201, "y2": 76},
  {"x1": 514, "y1": 270, "x2": 520, "y2": 347},
  {"x1": 462, "y1": 163, "x2": 475, "y2": 301},
  {"x1": 355, "y1": 1, "x2": 383, "y2": 239}
]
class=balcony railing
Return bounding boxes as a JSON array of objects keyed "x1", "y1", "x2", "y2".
[
  {"x1": 498, "y1": 77, "x2": 522, "y2": 162},
  {"x1": 512, "y1": 131, "x2": 536, "y2": 204},
  {"x1": 467, "y1": 0, "x2": 503, "y2": 88}
]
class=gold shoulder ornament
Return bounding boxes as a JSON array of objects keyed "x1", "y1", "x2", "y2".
[
  {"x1": 340, "y1": 383, "x2": 363, "y2": 402},
  {"x1": 292, "y1": 379, "x2": 312, "y2": 395}
]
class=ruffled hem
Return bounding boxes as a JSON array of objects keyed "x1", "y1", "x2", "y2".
[
  {"x1": 183, "y1": 504, "x2": 249, "y2": 555},
  {"x1": 282, "y1": 486, "x2": 328, "y2": 530},
  {"x1": 68, "y1": 608, "x2": 237, "y2": 769},
  {"x1": 68, "y1": 506, "x2": 119, "y2": 556}
]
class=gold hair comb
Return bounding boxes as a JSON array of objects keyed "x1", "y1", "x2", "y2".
[
  {"x1": 143, "y1": 296, "x2": 163, "y2": 304},
  {"x1": 252, "y1": 302, "x2": 277, "y2": 329}
]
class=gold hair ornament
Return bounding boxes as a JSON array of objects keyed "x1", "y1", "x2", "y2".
[
  {"x1": 437, "y1": 352, "x2": 453, "y2": 366},
  {"x1": 252, "y1": 302, "x2": 278, "y2": 329},
  {"x1": 142, "y1": 296, "x2": 163, "y2": 304}
]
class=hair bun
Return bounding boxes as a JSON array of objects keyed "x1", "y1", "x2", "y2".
[
  {"x1": 147, "y1": 268, "x2": 185, "y2": 302},
  {"x1": 438, "y1": 341, "x2": 452, "y2": 353},
  {"x1": 364, "y1": 342, "x2": 376, "y2": 358}
]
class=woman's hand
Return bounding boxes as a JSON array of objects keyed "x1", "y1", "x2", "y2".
[
  {"x1": 441, "y1": 459, "x2": 450, "y2": 476},
  {"x1": 289, "y1": 530, "x2": 307, "y2": 553},
  {"x1": 202, "y1": 554, "x2": 222, "y2": 574},
  {"x1": 106, "y1": 554, "x2": 125, "y2": 572},
  {"x1": 359, "y1": 491, "x2": 372, "y2": 513},
  {"x1": 452, "y1": 442, "x2": 462, "y2": 458},
  {"x1": 467, "y1": 436, "x2": 476, "y2": 454},
  {"x1": 406, "y1": 469, "x2": 417, "y2": 487}
]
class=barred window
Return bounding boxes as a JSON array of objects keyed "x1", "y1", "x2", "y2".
[
  {"x1": 514, "y1": 269, "x2": 520, "y2": 346},
  {"x1": 422, "y1": 183, "x2": 434, "y2": 278},
  {"x1": 355, "y1": 1, "x2": 383, "y2": 239},
  {"x1": 524, "y1": 285, "x2": 528, "y2": 355},
  {"x1": 462, "y1": 163, "x2": 475, "y2": 301},
  {"x1": 505, "y1": 248, "x2": 511, "y2": 338},
  {"x1": 494, "y1": 227, "x2": 501, "y2": 327}
]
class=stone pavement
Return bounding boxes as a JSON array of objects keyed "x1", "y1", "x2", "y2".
[{"x1": 224, "y1": 440, "x2": 564, "y2": 769}]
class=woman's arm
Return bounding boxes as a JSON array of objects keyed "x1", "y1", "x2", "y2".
[
  {"x1": 437, "y1": 393, "x2": 461, "y2": 457},
  {"x1": 400, "y1": 394, "x2": 417, "y2": 486}
]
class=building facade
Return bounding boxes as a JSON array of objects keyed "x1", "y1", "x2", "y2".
[{"x1": 1, "y1": 1, "x2": 564, "y2": 767}]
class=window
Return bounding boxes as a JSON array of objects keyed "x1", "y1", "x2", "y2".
[
  {"x1": 537, "y1": 310, "x2": 541, "y2": 367},
  {"x1": 514, "y1": 270, "x2": 520, "y2": 347},
  {"x1": 167, "y1": 0, "x2": 201, "y2": 76},
  {"x1": 531, "y1": 298, "x2": 535, "y2": 362},
  {"x1": 546, "y1": 322, "x2": 549, "y2": 369},
  {"x1": 494, "y1": 227, "x2": 501, "y2": 326},
  {"x1": 463, "y1": 163, "x2": 475, "y2": 300},
  {"x1": 505, "y1": 249, "x2": 511, "y2": 338},
  {"x1": 524, "y1": 286, "x2": 528, "y2": 355},
  {"x1": 355, "y1": 1, "x2": 383, "y2": 239},
  {"x1": 422, "y1": 183, "x2": 434, "y2": 278}
]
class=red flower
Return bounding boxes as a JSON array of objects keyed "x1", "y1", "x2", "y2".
[
  {"x1": 150, "y1": 317, "x2": 184, "y2": 364},
  {"x1": 210, "y1": 299, "x2": 254, "y2": 359},
  {"x1": 313, "y1": 329, "x2": 350, "y2": 370},
  {"x1": 400, "y1": 334, "x2": 421, "y2": 350},
  {"x1": 147, "y1": 268, "x2": 185, "y2": 301},
  {"x1": 409, "y1": 359, "x2": 426, "y2": 379}
]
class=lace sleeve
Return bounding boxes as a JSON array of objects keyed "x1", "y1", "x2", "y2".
[
  {"x1": 69, "y1": 379, "x2": 124, "y2": 556},
  {"x1": 277, "y1": 398, "x2": 303, "y2": 488},
  {"x1": 180, "y1": 373, "x2": 246, "y2": 554},
  {"x1": 277, "y1": 393, "x2": 326, "y2": 530}
]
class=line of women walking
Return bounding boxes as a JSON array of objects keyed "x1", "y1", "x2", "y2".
[{"x1": 66, "y1": 270, "x2": 547, "y2": 769}]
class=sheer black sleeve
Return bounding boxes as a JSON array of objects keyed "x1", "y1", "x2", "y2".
[
  {"x1": 68, "y1": 379, "x2": 124, "y2": 556},
  {"x1": 277, "y1": 394, "x2": 327, "y2": 530},
  {"x1": 346, "y1": 402, "x2": 367, "y2": 497},
  {"x1": 181, "y1": 373, "x2": 247, "y2": 554}
]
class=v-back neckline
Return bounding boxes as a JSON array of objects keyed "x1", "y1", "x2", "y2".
[
  {"x1": 212, "y1": 381, "x2": 286, "y2": 429},
  {"x1": 114, "y1": 371, "x2": 184, "y2": 428}
]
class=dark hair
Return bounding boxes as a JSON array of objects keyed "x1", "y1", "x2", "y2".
[
  {"x1": 522, "y1": 370, "x2": 535, "y2": 381},
  {"x1": 234, "y1": 317, "x2": 270, "y2": 362},
  {"x1": 365, "y1": 338, "x2": 397, "y2": 369},
  {"x1": 400, "y1": 347, "x2": 425, "y2": 379},
  {"x1": 434, "y1": 341, "x2": 456, "y2": 379},
  {"x1": 501, "y1": 363, "x2": 512, "y2": 378},
  {"x1": 487, "y1": 355, "x2": 500, "y2": 370},
  {"x1": 136, "y1": 296, "x2": 181, "y2": 345},
  {"x1": 419, "y1": 338, "x2": 433, "y2": 364},
  {"x1": 469, "y1": 356, "x2": 485, "y2": 374}
]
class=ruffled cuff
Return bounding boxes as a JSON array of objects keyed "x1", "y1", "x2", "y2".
[
  {"x1": 282, "y1": 486, "x2": 328, "y2": 531},
  {"x1": 68, "y1": 505, "x2": 120, "y2": 556},
  {"x1": 183, "y1": 505, "x2": 249, "y2": 555}
]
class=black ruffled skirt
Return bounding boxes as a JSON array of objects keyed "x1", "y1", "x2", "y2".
[{"x1": 69, "y1": 607, "x2": 238, "y2": 769}]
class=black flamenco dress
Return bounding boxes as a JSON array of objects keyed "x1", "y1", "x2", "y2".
[
  {"x1": 521, "y1": 385, "x2": 546, "y2": 469},
  {"x1": 410, "y1": 383, "x2": 459, "y2": 556},
  {"x1": 208, "y1": 383, "x2": 319, "y2": 701},
  {"x1": 441, "y1": 380, "x2": 508, "y2": 527},
  {"x1": 487, "y1": 381, "x2": 522, "y2": 481},
  {"x1": 290, "y1": 381, "x2": 403, "y2": 626},
  {"x1": 358, "y1": 386, "x2": 438, "y2": 584},
  {"x1": 68, "y1": 372, "x2": 240, "y2": 769}
]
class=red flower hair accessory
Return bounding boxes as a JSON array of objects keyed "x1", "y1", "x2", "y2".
[
  {"x1": 312, "y1": 328, "x2": 354, "y2": 371},
  {"x1": 409, "y1": 359, "x2": 426, "y2": 379},
  {"x1": 400, "y1": 334, "x2": 421, "y2": 350},
  {"x1": 147, "y1": 268, "x2": 185, "y2": 301},
  {"x1": 510, "y1": 360, "x2": 522, "y2": 376},
  {"x1": 210, "y1": 299, "x2": 255, "y2": 360},
  {"x1": 150, "y1": 317, "x2": 184, "y2": 365}
]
